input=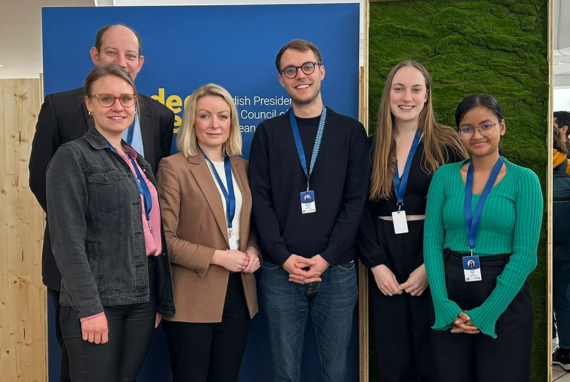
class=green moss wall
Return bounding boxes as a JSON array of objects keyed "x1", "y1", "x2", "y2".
[{"x1": 368, "y1": 1, "x2": 549, "y2": 381}]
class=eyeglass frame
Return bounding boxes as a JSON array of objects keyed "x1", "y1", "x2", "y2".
[
  {"x1": 458, "y1": 122, "x2": 497, "y2": 139},
  {"x1": 279, "y1": 61, "x2": 322, "y2": 79},
  {"x1": 89, "y1": 93, "x2": 137, "y2": 108}
]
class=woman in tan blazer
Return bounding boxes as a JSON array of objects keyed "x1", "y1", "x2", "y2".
[{"x1": 156, "y1": 83, "x2": 260, "y2": 382}]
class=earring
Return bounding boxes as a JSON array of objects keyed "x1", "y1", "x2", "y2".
[{"x1": 88, "y1": 111, "x2": 93, "y2": 116}]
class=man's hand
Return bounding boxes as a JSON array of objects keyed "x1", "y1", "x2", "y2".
[
  {"x1": 298, "y1": 254, "x2": 329, "y2": 284},
  {"x1": 283, "y1": 254, "x2": 319, "y2": 284}
]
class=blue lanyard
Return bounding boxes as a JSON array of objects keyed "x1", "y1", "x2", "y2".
[
  {"x1": 393, "y1": 129, "x2": 422, "y2": 207},
  {"x1": 104, "y1": 139, "x2": 152, "y2": 221},
  {"x1": 290, "y1": 107, "x2": 327, "y2": 190},
  {"x1": 200, "y1": 148, "x2": 236, "y2": 229},
  {"x1": 464, "y1": 157, "x2": 504, "y2": 253}
]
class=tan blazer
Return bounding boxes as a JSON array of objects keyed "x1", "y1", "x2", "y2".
[{"x1": 157, "y1": 152, "x2": 258, "y2": 323}]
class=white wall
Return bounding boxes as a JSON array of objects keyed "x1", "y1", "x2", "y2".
[{"x1": 554, "y1": 88, "x2": 570, "y2": 111}]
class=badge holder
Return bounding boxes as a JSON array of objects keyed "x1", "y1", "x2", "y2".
[
  {"x1": 462, "y1": 249, "x2": 482, "y2": 282},
  {"x1": 228, "y1": 228, "x2": 238, "y2": 250},
  {"x1": 392, "y1": 204, "x2": 408, "y2": 234},
  {"x1": 300, "y1": 189, "x2": 316, "y2": 214}
]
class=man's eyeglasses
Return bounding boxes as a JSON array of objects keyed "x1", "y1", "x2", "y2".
[
  {"x1": 89, "y1": 93, "x2": 137, "y2": 108},
  {"x1": 280, "y1": 62, "x2": 321, "y2": 79},
  {"x1": 458, "y1": 122, "x2": 496, "y2": 139}
]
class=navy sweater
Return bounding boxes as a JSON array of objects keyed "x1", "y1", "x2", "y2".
[{"x1": 249, "y1": 108, "x2": 370, "y2": 266}]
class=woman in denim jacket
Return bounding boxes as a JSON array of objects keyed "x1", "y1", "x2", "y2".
[{"x1": 46, "y1": 63, "x2": 175, "y2": 382}]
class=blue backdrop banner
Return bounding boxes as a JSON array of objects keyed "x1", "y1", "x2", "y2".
[{"x1": 42, "y1": 4, "x2": 360, "y2": 381}]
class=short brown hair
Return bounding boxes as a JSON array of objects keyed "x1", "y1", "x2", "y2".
[{"x1": 275, "y1": 39, "x2": 323, "y2": 72}]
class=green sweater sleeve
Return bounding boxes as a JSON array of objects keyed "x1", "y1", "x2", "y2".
[
  {"x1": 467, "y1": 167, "x2": 542, "y2": 338},
  {"x1": 424, "y1": 165, "x2": 463, "y2": 330}
]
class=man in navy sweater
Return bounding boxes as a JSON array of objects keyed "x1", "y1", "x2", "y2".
[{"x1": 249, "y1": 39, "x2": 370, "y2": 382}]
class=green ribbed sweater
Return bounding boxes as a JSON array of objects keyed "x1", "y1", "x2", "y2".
[{"x1": 424, "y1": 157, "x2": 543, "y2": 338}]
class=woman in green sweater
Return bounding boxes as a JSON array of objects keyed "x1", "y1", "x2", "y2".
[{"x1": 424, "y1": 94, "x2": 543, "y2": 382}]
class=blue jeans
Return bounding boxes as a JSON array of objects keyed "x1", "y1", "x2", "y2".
[
  {"x1": 260, "y1": 260, "x2": 358, "y2": 382},
  {"x1": 554, "y1": 241, "x2": 570, "y2": 348}
]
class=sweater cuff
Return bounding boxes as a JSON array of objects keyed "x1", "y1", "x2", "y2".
[
  {"x1": 432, "y1": 300, "x2": 463, "y2": 331},
  {"x1": 467, "y1": 306, "x2": 498, "y2": 339}
]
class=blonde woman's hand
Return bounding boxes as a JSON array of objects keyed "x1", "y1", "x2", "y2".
[
  {"x1": 242, "y1": 247, "x2": 261, "y2": 273},
  {"x1": 212, "y1": 249, "x2": 250, "y2": 272}
]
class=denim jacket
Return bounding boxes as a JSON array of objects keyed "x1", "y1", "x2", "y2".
[{"x1": 46, "y1": 127, "x2": 175, "y2": 319}]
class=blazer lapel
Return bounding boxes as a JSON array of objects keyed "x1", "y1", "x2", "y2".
[
  {"x1": 231, "y1": 157, "x2": 251, "y2": 250},
  {"x1": 187, "y1": 155, "x2": 229, "y2": 246},
  {"x1": 138, "y1": 96, "x2": 157, "y2": 169}
]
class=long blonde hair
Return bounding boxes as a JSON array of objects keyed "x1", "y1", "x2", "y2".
[
  {"x1": 177, "y1": 83, "x2": 242, "y2": 158},
  {"x1": 369, "y1": 61, "x2": 467, "y2": 201}
]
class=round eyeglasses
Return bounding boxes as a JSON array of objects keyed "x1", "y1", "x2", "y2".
[
  {"x1": 458, "y1": 122, "x2": 496, "y2": 139},
  {"x1": 280, "y1": 61, "x2": 321, "y2": 79},
  {"x1": 90, "y1": 93, "x2": 137, "y2": 108}
]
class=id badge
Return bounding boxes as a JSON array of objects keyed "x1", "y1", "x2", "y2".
[
  {"x1": 300, "y1": 190, "x2": 316, "y2": 214},
  {"x1": 392, "y1": 210, "x2": 409, "y2": 234},
  {"x1": 228, "y1": 230, "x2": 238, "y2": 250},
  {"x1": 462, "y1": 256, "x2": 482, "y2": 282}
]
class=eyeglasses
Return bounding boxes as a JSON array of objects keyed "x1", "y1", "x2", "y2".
[
  {"x1": 280, "y1": 62, "x2": 321, "y2": 79},
  {"x1": 89, "y1": 93, "x2": 137, "y2": 108},
  {"x1": 458, "y1": 122, "x2": 496, "y2": 139}
]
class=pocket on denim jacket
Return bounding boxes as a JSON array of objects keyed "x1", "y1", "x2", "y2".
[
  {"x1": 86, "y1": 168, "x2": 125, "y2": 213},
  {"x1": 336, "y1": 260, "x2": 356, "y2": 271}
]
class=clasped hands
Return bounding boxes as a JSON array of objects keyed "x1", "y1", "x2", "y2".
[
  {"x1": 450, "y1": 312, "x2": 480, "y2": 334},
  {"x1": 283, "y1": 254, "x2": 329, "y2": 284},
  {"x1": 371, "y1": 263, "x2": 428, "y2": 297},
  {"x1": 212, "y1": 246, "x2": 261, "y2": 273}
]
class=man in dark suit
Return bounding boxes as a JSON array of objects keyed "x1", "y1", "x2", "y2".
[{"x1": 28, "y1": 24, "x2": 175, "y2": 382}]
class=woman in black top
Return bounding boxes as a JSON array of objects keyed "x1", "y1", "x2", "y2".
[{"x1": 358, "y1": 61, "x2": 466, "y2": 382}]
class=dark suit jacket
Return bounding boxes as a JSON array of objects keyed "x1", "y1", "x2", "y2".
[
  {"x1": 29, "y1": 86, "x2": 175, "y2": 290},
  {"x1": 157, "y1": 153, "x2": 259, "y2": 322}
]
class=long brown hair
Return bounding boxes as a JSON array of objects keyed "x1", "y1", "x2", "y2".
[{"x1": 369, "y1": 61, "x2": 467, "y2": 201}]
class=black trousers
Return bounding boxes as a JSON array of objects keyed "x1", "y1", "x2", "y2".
[
  {"x1": 48, "y1": 287, "x2": 71, "y2": 382},
  {"x1": 431, "y1": 251, "x2": 534, "y2": 382},
  {"x1": 60, "y1": 257, "x2": 157, "y2": 382},
  {"x1": 370, "y1": 219, "x2": 433, "y2": 382},
  {"x1": 163, "y1": 272, "x2": 251, "y2": 382}
]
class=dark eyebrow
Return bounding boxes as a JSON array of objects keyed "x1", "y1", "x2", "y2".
[{"x1": 392, "y1": 82, "x2": 424, "y2": 87}]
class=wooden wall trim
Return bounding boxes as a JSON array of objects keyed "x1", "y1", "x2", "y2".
[{"x1": 0, "y1": 78, "x2": 46, "y2": 382}]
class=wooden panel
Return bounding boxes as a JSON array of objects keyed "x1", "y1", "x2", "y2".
[
  {"x1": 359, "y1": 2, "x2": 370, "y2": 382},
  {"x1": 548, "y1": 0, "x2": 553, "y2": 380},
  {"x1": 0, "y1": 78, "x2": 46, "y2": 382}
]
